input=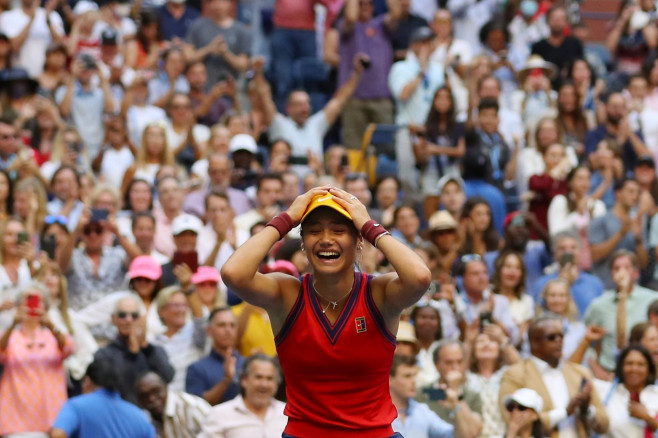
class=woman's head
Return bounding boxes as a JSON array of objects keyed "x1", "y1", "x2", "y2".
[
  {"x1": 208, "y1": 124, "x2": 231, "y2": 155},
  {"x1": 566, "y1": 165, "x2": 591, "y2": 198},
  {"x1": 492, "y1": 251, "x2": 526, "y2": 298},
  {"x1": 375, "y1": 176, "x2": 400, "y2": 209},
  {"x1": 105, "y1": 116, "x2": 127, "y2": 147},
  {"x1": 630, "y1": 322, "x2": 658, "y2": 366},
  {"x1": 139, "y1": 123, "x2": 172, "y2": 165},
  {"x1": 1, "y1": 217, "x2": 25, "y2": 260},
  {"x1": 534, "y1": 117, "x2": 562, "y2": 152},
  {"x1": 91, "y1": 184, "x2": 121, "y2": 215},
  {"x1": 567, "y1": 58, "x2": 594, "y2": 87},
  {"x1": 410, "y1": 304, "x2": 442, "y2": 342},
  {"x1": 557, "y1": 80, "x2": 580, "y2": 113},
  {"x1": 543, "y1": 143, "x2": 566, "y2": 171},
  {"x1": 52, "y1": 125, "x2": 86, "y2": 164},
  {"x1": 274, "y1": 238, "x2": 309, "y2": 275},
  {"x1": 128, "y1": 256, "x2": 163, "y2": 301},
  {"x1": 137, "y1": 9, "x2": 163, "y2": 45},
  {"x1": 616, "y1": 345, "x2": 656, "y2": 390},
  {"x1": 123, "y1": 178, "x2": 153, "y2": 213},
  {"x1": 469, "y1": 332, "x2": 504, "y2": 372},
  {"x1": 541, "y1": 278, "x2": 576, "y2": 318},
  {"x1": 479, "y1": 20, "x2": 509, "y2": 53},
  {"x1": 462, "y1": 197, "x2": 492, "y2": 232},
  {"x1": 191, "y1": 266, "x2": 221, "y2": 307}
]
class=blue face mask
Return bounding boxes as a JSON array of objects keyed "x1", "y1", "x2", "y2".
[{"x1": 520, "y1": 0, "x2": 538, "y2": 17}]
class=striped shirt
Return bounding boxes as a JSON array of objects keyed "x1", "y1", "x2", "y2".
[{"x1": 157, "y1": 391, "x2": 211, "y2": 438}]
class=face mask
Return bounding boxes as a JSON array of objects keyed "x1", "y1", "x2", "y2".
[{"x1": 520, "y1": 0, "x2": 538, "y2": 18}]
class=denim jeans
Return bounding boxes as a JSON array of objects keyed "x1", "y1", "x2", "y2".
[{"x1": 270, "y1": 28, "x2": 317, "y2": 111}]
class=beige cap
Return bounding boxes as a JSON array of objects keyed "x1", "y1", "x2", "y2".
[
  {"x1": 396, "y1": 321, "x2": 420, "y2": 354},
  {"x1": 428, "y1": 210, "x2": 458, "y2": 232}
]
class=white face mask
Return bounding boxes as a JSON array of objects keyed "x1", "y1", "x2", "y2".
[{"x1": 520, "y1": 0, "x2": 538, "y2": 17}]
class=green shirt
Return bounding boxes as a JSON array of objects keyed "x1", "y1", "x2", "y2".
[
  {"x1": 584, "y1": 285, "x2": 657, "y2": 371},
  {"x1": 415, "y1": 383, "x2": 482, "y2": 431}
]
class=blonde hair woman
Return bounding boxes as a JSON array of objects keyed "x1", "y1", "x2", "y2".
[
  {"x1": 13, "y1": 177, "x2": 47, "y2": 236},
  {"x1": 121, "y1": 122, "x2": 174, "y2": 194},
  {"x1": 40, "y1": 126, "x2": 91, "y2": 183}
]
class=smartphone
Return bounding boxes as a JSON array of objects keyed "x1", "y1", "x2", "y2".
[
  {"x1": 423, "y1": 387, "x2": 447, "y2": 401},
  {"x1": 26, "y1": 294, "x2": 40, "y2": 317},
  {"x1": 172, "y1": 251, "x2": 199, "y2": 273},
  {"x1": 560, "y1": 253, "x2": 575, "y2": 267},
  {"x1": 40, "y1": 234, "x2": 57, "y2": 260},
  {"x1": 341, "y1": 155, "x2": 349, "y2": 167},
  {"x1": 17, "y1": 231, "x2": 28, "y2": 245},
  {"x1": 479, "y1": 311, "x2": 493, "y2": 330},
  {"x1": 360, "y1": 58, "x2": 371, "y2": 69},
  {"x1": 90, "y1": 208, "x2": 109, "y2": 223},
  {"x1": 288, "y1": 156, "x2": 309, "y2": 165}
]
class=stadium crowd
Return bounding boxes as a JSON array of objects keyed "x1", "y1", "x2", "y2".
[{"x1": 3, "y1": 0, "x2": 658, "y2": 436}]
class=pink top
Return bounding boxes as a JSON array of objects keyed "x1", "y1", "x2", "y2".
[
  {"x1": 0, "y1": 327, "x2": 73, "y2": 435},
  {"x1": 153, "y1": 208, "x2": 177, "y2": 258}
]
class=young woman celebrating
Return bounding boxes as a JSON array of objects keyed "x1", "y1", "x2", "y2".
[{"x1": 222, "y1": 186, "x2": 431, "y2": 438}]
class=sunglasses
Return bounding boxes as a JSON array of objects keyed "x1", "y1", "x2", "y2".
[
  {"x1": 506, "y1": 402, "x2": 528, "y2": 412},
  {"x1": 83, "y1": 225, "x2": 103, "y2": 235},
  {"x1": 544, "y1": 332, "x2": 564, "y2": 342},
  {"x1": 460, "y1": 254, "x2": 482, "y2": 264},
  {"x1": 45, "y1": 215, "x2": 68, "y2": 226},
  {"x1": 116, "y1": 311, "x2": 140, "y2": 320}
]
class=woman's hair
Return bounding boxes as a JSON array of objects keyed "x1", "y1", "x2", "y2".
[
  {"x1": 556, "y1": 79, "x2": 589, "y2": 140},
  {"x1": 13, "y1": 177, "x2": 47, "y2": 229},
  {"x1": 50, "y1": 125, "x2": 88, "y2": 164},
  {"x1": 460, "y1": 196, "x2": 500, "y2": 254},
  {"x1": 630, "y1": 322, "x2": 655, "y2": 345},
  {"x1": 425, "y1": 86, "x2": 456, "y2": 139},
  {"x1": 533, "y1": 117, "x2": 564, "y2": 154},
  {"x1": 0, "y1": 169, "x2": 14, "y2": 216},
  {"x1": 566, "y1": 57, "x2": 597, "y2": 87},
  {"x1": 539, "y1": 278, "x2": 579, "y2": 321},
  {"x1": 137, "y1": 123, "x2": 173, "y2": 167},
  {"x1": 468, "y1": 332, "x2": 505, "y2": 373},
  {"x1": 565, "y1": 165, "x2": 590, "y2": 213},
  {"x1": 615, "y1": 344, "x2": 656, "y2": 386},
  {"x1": 0, "y1": 216, "x2": 25, "y2": 264},
  {"x1": 90, "y1": 184, "x2": 122, "y2": 212},
  {"x1": 35, "y1": 261, "x2": 73, "y2": 333},
  {"x1": 136, "y1": 9, "x2": 163, "y2": 50},
  {"x1": 491, "y1": 250, "x2": 526, "y2": 299},
  {"x1": 122, "y1": 178, "x2": 153, "y2": 212},
  {"x1": 410, "y1": 304, "x2": 443, "y2": 341}
]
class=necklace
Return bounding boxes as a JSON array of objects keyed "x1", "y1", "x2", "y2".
[{"x1": 313, "y1": 279, "x2": 354, "y2": 314}]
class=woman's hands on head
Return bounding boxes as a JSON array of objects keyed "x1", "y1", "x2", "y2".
[
  {"x1": 329, "y1": 186, "x2": 372, "y2": 231},
  {"x1": 285, "y1": 185, "x2": 332, "y2": 226}
]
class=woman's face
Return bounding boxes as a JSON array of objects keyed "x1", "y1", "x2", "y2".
[
  {"x1": 413, "y1": 306, "x2": 440, "y2": 341},
  {"x1": 469, "y1": 203, "x2": 491, "y2": 232},
  {"x1": 44, "y1": 223, "x2": 68, "y2": 247},
  {"x1": 544, "y1": 283, "x2": 570, "y2": 315},
  {"x1": 433, "y1": 89, "x2": 453, "y2": 114},
  {"x1": 3, "y1": 220, "x2": 24, "y2": 257},
  {"x1": 571, "y1": 60, "x2": 591, "y2": 85},
  {"x1": 558, "y1": 85, "x2": 578, "y2": 112},
  {"x1": 623, "y1": 350, "x2": 650, "y2": 390},
  {"x1": 195, "y1": 282, "x2": 218, "y2": 306},
  {"x1": 141, "y1": 22, "x2": 158, "y2": 40},
  {"x1": 376, "y1": 178, "x2": 398, "y2": 209},
  {"x1": 301, "y1": 209, "x2": 358, "y2": 276},
  {"x1": 132, "y1": 277, "x2": 158, "y2": 299},
  {"x1": 500, "y1": 254, "x2": 523, "y2": 290},
  {"x1": 37, "y1": 112, "x2": 56, "y2": 130},
  {"x1": 474, "y1": 333, "x2": 500, "y2": 362},
  {"x1": 129, "y1": 181, "x2": 152, "y2": 212},
  {"x1": 94, "y1": 191, "x2": 117, "y2": 215},
  {"x1": 41, "y1": 269, "x2": 61, "y2": 301},
  {"x1": 537, "y1": 121, "x2": 559, "y2": 148},
  {"x1": 641, "y1": 326, "x2": 658, "y2": 366},
  {"x1": 145, "y1": 126, "x2": 165, "y2": 157},
  {"x1": 543, "y1": 144, "x2": 566, "y2": 171},
  {"x1": 569, "y1": 167, "x2": 591, "y2": 197}
]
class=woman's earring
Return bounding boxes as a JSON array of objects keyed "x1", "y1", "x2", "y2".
[{"x1": 301, "y1": 244, "x2": 305, "y2": 252}]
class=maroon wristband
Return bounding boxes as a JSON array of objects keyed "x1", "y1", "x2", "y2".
[
  {"x1": 360, "y1": 220, "x2": 390, "y2": 247},
  {"x1": 266, "y1": 212, "x2": 294, "y2": 239}
]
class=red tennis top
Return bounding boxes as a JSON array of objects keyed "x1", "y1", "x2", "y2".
[{"x1": 275, "y1": 272, "x2": 397, "y2": 438}]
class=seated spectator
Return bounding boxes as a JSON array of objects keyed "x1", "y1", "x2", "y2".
[
  {"x1": 186, "y1": 306, "x2": 244, "y2": 405},
  {"x1": 151, "y1": 278, "x2": 206, "y2": 392},
  {"x1": 13, "y1": 177, "x2": 48, "y2": 237},
  {"x1": 436, "y1": 174, "x2": 465, "y2": 222},
  {"x1": 426, "y1": 210, "x2": 459, "y2": 277},
  {"x1": 160, "y1": 213, "x2": 203, "y2": 286},
  {"x1": 228, "y1": 134, "x2": 262, "y2": 191},
  {"x1": 126, "y1": 10, "x2": 166, "y2": 71},
  {"x1": 0, "y1": 217, "x2": 34, "y2": 330},
  {"x1": 593, "y1": 345, "x2": 658, "y2": 438},
  {"x1": 344, "y1": 172, "x2": 373, "y2": 208},
  {"x1": 41, "y1": 126, "x2": 92, "y2": 185},
  {"x1": 370, "y1": 176, "x2": 401, "y2": 229},
  {"x1": 411, "y1": 304, "x2": 442, "y2": 390},
  {"x1": 118, "y1": 178, "x2": 154, "y2": 239},
  {"x1": 0, "y1": 282, "x2": 73, "y2": 437},
  {"x1": 499, "y1": 314, "x2": 609, "y2": 437},
  {"x1": 93, "y1": 295, "x2": 174, "y2": 405},
  {"x1": 187, "y1": 62, "x2": 234, "y2": 127},
  {"x1": 51, "y1": 358, "x2": 156, "y2": 438},
  {"x1": 192, "y1": 266, "x2": 225, "y2": 311},
  {"x1": 122, "y1": 123, "x2": 175, "y2": 193},
  {"x1": 38, "y1": 261, "x2": 98, "y2": 394},
  {"x1": 415, "y1": 340, "x2": 483, "y2": 436},
  {"x1": 93, "y1": 116, "x2": 135, "y2": 191},
  {"x1": 472, "y1": 75, "x2": 524, "y2": 147},
  {"x1": 136, "y1": 371, "x2": 210, "y2": 438},
  {"x1": 132, "y1": 212, "x2": 170, "y2": 264},
  {"x1": 588, "y1": 138, "x2": 622, "y2": 210},
  {"x1": 46, "y1": 165, "x2": 85, "y2": 232},
  {"x1": 511, "y1": 56, "x2": 556, "y2": 126},
  {"x1": 389, "y1": 354, "x2": 454, "y2": 438},
  {"x1": 589, "y1": 178, "x2": 648, "y2": 289},
  {"x1": 189, "y1": 126, "x2": 230, "y2": 183},
  {"x1": 556, "y1": 80, "x2": 596, "y2": 158}
]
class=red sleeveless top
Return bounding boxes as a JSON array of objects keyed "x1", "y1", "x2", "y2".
[{"x1": 275, "y1": 272, "x2": 397, "y2": 438}]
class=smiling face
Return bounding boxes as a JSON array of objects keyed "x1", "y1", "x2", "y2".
[
  {"x1": 474, "y1": 333, "x2": 500, "y2": 361},
  {"x1": 301, "y1": 208, "x2": 358, "y2": 275},
  {"x1": 414, "y1": 306, "x2": 441, "y2": 342},
  {"x1": 623, "y1": 350, "x2": 650, "y2": 390},
  {"x1": 241, "y1": 360, "x2": 279, "y2": 411},
  {"x1": 159, "y1": 292, "x2": 188, "y2": 330},
  {"x1": 543, "y1": 282, "x2": 570, "y2": 315},
  {"x1": 500, "y1": 253, "x2": 523, "y2": 291}
]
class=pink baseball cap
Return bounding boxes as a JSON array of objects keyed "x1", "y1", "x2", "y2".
[
  {"x1": 191, "y1": 266, "x2": 220, "y2": 285},
  {"x1": 128, "y1": 256, "x2": 162, "y2": 280},
  {"x1": 268, "y1": 260, "x2": 299, "y2": 277}
]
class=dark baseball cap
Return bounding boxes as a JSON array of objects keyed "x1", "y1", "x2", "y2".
[
  {"x1": 637, "y1": 154, "x2": 656, "y2": 168},
  {"x1": 101, "y1": 28, "x2": 118, "y2": 46},
  {"x1": 409, "y1": 26, "x2": 435, "y2": 43}
]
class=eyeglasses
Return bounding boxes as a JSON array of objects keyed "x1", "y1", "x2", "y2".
[
  {"x1": 460, "y1": 254, "x2": 482, "y2": 264},
  {"x1": 544, "y1": 332, "x2": 564, "y2": 342},
  {"x1": 45, "y1": 215, "x2": 68, "y2": 226},
  {"x1": 506, "y1": 402, "x2": 528, "y2": 412},
  {"x1": 116, "y1": 311, "x2": 140, "y2": 320},
  {"x1": 83, "y1": 224, "x2": 103, "y2": 235}
]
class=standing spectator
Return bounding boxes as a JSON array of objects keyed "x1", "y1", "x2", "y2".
[
  {"x1": 185, "y1": 0, "x2": 251, "y2": 86},
  {"x1": 121, "y1": 123, "x2": 175, "y2": 192},
  {"x1": 0, "y1": 0, "x2": 64, "y2": 78},
  {"x1": 527, "y1": 143, "x2": 569, "y2": 238},
  {"x1": 499, "y1": 314, "x2": 609, "y2": 437},
  {"x1": 153, "y1": 176, "x2": 185, "y2": 258},
  {"x1": 389, "y1": 26, "x2": 444, "y2": 190},
  {"x1": 186, "y1": 306, "x2": 244, "y2": 406},
  {"x1": 127, "y1": 10, "x2": 166, "y2": 71},
  {"x1": 55, "y1": 55, "x2": 114, "y2": 160},
  {"x1": 164, "y1": 92, "x2": 210, "y2": 169},
  {"x1": 589, "y1": 178, "x2": 648, "y2": 289},
  {"x1": 123, "y1": 76, "x2": 168, "y2": 149},
  {"x1": 197, "y1": 354, "x2": 287, "y2": 438},
  {"x1": 391, "y1": 0, "x2": 428, "y2": 61},
  {"x1": 148, "y1": 48, "x2": 190, "y2": 108},
  {"x1": 158, "y1": 0, "x2": 200, "y2": 42},
  {"x1": 51, "y1": 358, "x2": 156, "y2": 438},
  {"x1": 136, "y1": 371, "x2": 210, "y2": 438},
  {"x1": 339, "y1": 0, "x2": 400, "y2": 152},
  {"x1": 0, "y1": 282, "x2": 73, "y2": 437},
  {"x1": 531, "y1": 5, "x2": 584, "y2": 74},
  {"x1": 93, "y1": 116, "x2": 135, "y2": 191},
  {"x1": 93, "y1": 295, "x2": 174, "y2": 405}
]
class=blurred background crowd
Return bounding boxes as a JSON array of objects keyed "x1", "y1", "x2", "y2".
[{"x1": 3, "y1": 0, "x2": 658, "y2": 436}]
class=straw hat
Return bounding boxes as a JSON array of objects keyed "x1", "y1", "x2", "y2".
[{"x1": 518, "y1": 55, "x2": 557, "y2": 83}]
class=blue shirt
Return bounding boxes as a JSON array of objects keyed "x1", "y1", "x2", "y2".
[
  {"x1": 589, "y1": 171, "x2": 615, "y2": 210},
  {"x1": 392, "y1": 398, "x2": 454, "y2": 438},
  {"x1": 158, "y1": 4, "x2": 200, "y2": 41},
  {"x1": 464, "y1": 180, "x2": 507, "y2": 234},
  {"x1": 532, "y1": 271, "x2": 604, "y2": 316},
  {"x1": 53, "y1": 389, "x2": 155, "y2": 438},
  {"x1": 185, "y1": 349, "x2": 244, "y2": 402}
]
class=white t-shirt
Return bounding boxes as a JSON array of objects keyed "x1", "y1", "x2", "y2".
[
  {"x1": 100, "y1": 146, "x2": 135, "y2": 190},
  {"x1": 125, "y1": 105, "x2": 167, "y2": 148},
  {"x1": 0, "y1": 7, "x2": 64, "y2": 77},
  {"x1": 165, "y1": 122, "x2": 210, "y2": 154},
  {"x1": 269, "y1": 111, "x2": 330, "y2": 161},
  {"x1": 190, "y1": 158, "x2": 209, "y2": 183}
]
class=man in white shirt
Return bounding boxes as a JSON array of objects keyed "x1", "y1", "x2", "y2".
[
  {"x1": 0, "y1": 0, "x2": 64, "y2": 78},
  {"x1": 198, "y1": 354, "x2": 287, "y2": 438},
  {"x1": 499, "y1": 314, "x2": 609, "y2": 438},
  {"x1": 234, "y1": 173, "x2": 283, "y2": 233}
]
